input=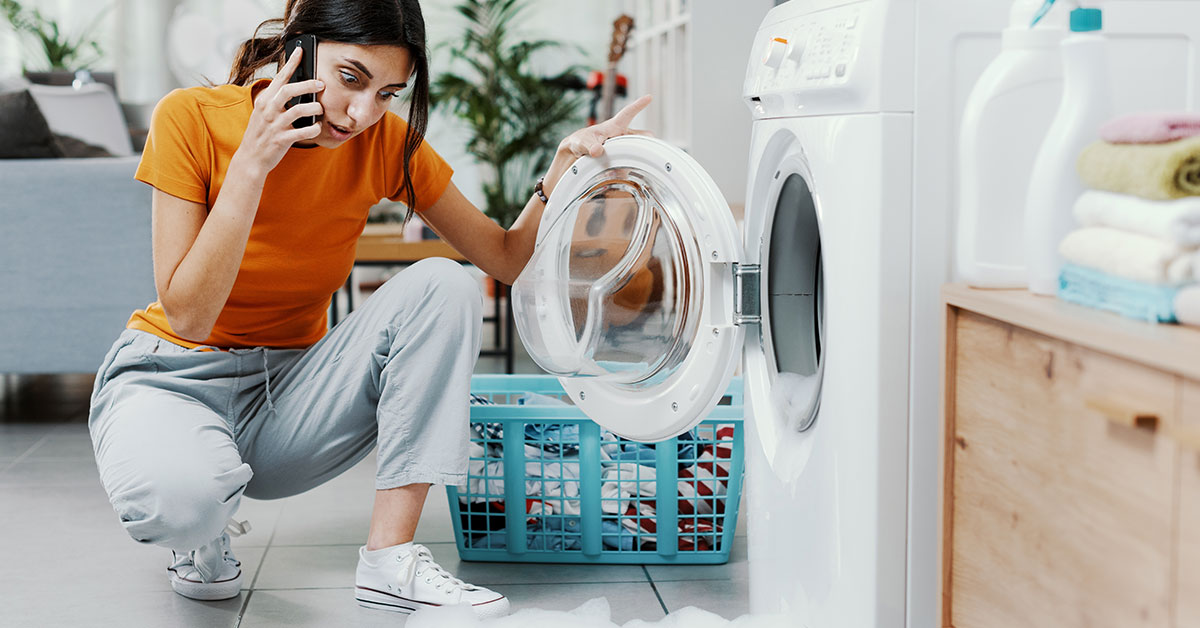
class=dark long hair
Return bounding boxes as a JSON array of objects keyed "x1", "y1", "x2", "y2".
[{"x1": 229, "y1": 0, "x2": 431, "y2": 218}]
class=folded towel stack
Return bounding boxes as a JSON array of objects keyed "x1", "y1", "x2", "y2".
[
  {"x1": 1059, "y1": 264, "x2": 1181, "y2": 323},
  {"x1": 1061, "y1": 112, "x2": 1200, "y2": 324}
]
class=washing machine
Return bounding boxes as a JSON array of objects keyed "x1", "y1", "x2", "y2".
[
  {"x1": 513, "y1": 0, "x2": 913, "y2": 623},
  {"x1": 510, "y1": 0, "x2": 1200, "y2": 626}
]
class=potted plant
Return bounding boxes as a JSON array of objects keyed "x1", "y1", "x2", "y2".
[
  {"x1": 431, "y1": 0, "x2": 586, "y2": 229},
  {"x1": 2, "y1": 0, "x2": 112, "y2": 88}
]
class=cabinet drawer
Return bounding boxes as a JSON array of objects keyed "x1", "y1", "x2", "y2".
[
  {"x1": 1175, "y1": 380, "x2": 1200, "y2": 628},
  {"x1": 950, "y1": 311, "x2": 1178, "y2": 628}
]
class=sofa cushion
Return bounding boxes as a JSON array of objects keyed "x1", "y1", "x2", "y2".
[
  {"x1": 53, "y1": 133, "x2": 114, "y2": 158},
  {"x1": 27, "y1": 83, "x2": 134, "y2": 157},
  {"x1": 0, "y1": 90, "x2": 62, "y2": 159}
]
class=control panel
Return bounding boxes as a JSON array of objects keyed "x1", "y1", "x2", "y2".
[{"x1": 745, "y1": 1, "x2": 871, "y2": 114}]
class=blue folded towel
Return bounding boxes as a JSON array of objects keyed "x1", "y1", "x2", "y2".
[{"x1": 1058, "y1": 263, "x2": 1181, "y2": 323}]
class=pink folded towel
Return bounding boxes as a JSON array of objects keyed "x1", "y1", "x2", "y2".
[{"x1": 1100, "y1": 111, "x2": 1200, "y2": 144}]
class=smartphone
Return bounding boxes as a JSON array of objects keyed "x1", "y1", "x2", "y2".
[{"x1": 284, "y1": 34, "x2": 318, "y2": 129}]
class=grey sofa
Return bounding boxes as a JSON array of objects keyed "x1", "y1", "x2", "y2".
[{"x1": 0, "y1": 157, "x2": 156, "y2": 373}]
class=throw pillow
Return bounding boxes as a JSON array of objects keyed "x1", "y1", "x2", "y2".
[
  {"x1": 53, "y1": 133, "x2": 114, "y2": 158},
  {"x1": 0, "y1": 90, "x2": 62, "y2": 159}
]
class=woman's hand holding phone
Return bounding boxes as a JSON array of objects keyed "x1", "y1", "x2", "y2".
[{"x1": 232, "y1": 46, "x2": 324, "y2": 179}]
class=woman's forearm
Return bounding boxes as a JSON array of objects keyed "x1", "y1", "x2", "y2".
[
  {"x1": 499, "y1": 97, "x2": 653, "y2": 283},
  {"x1": 159, "y1": 153, "x2": 267, "y2": 341},
  {"x1": 499, "y1": 147, "x2": 578, "y2": 282}
]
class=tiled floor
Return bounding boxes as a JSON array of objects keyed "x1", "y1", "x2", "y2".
[{"x1": 0, "y1": 323, "x2": 749, "y2": 627}]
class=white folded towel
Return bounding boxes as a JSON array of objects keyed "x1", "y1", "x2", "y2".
[
  {"x1": 1176, "y1": 284, "x2": 1200, "y2": 326},
  {"x1": 1058, "y1": 226, "x2": 1197, "y2": 284},
  {"x1": 1074, "y1": 190, "x2": 1200, "y2": 246}
]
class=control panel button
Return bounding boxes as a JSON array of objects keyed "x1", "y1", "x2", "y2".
[
  {"x1": 763, "y1": 37, "x2": 788, "y2": 68},
  {"x1": 786, "y1": 38, "x2": 807, "y2": 63}
]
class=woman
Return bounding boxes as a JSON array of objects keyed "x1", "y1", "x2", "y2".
[{"x1": 88, "y1": 0, "x2": 650, "y2": 618}]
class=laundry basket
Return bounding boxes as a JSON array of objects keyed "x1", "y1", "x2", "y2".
[{"x1": 447, "y1": 374, "x2": 744, "y2": 565}]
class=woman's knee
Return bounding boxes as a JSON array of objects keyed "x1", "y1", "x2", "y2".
[
  {"x1": 388, "y1": 257, "x2": 483, "y2": 319},
  {"x1": 110, "y1": 461, "x2": 253, "y2": 552}
]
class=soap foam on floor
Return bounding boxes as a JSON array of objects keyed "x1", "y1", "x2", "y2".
[{"x1": 407, "y1": 597, "x2": 797, "y2": 628}]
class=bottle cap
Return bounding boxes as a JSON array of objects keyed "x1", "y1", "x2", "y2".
[{"x1": 1069, "y1": 7, "x2": 1102, "y2": 32}]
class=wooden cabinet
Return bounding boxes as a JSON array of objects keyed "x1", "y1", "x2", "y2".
[
  {"x1": 1177, "y1": 381, "x2": 1200, "y2": 627},
  {"x1": 941, "y1": 286, "x2": 1200, "y2": 628}
]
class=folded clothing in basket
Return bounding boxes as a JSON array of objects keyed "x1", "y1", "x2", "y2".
[{"x1": 463, "y1": 514, "x2": 635, "y2": 552}]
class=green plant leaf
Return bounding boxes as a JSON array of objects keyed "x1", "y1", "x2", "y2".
[
  {"x1": 3, "y1": 0, "x2": 110, "y2": 70},
  {"x1": 431, "y1": 0, "x2": 587, "y2": 228}
]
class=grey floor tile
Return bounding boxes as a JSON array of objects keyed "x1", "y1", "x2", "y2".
[
  {"x1": 4, "y1": 590, "x2": 247, "y2": 628},
  {"x1": 0, "y1": 484, "x2": 126, "y2": 549},
  {"x1": 0, "y1": 456, "x2": 104, "y2": 487},
  {"x1": 245, "y1": 577, "x2": 665, "y2": 626},
  {"x1": 270, "y1": 459, "x2": 377, "y2": 547},
  {"x1": 654, "y1": 578, "x2": 751, "y2": 619},
  {"x1": 22, "y1": 423, "x2": 96, "y2": 458},
  {"x1": 270, "y1": 487, "x2": 375, "y2": 546},
  {"x1": 499, "y1": 582, "x2": 666, "y2": 623},
  {"x1": 0, "y1": 487, "x2": 266, "y2": 596},
  {"x1": 253, "y1": 544, "x2": 361, "y2": 590},
  {"x1": 253, "y1": 541, "x2": 651, "y2": 591},
  {"x1": 446, "y1": 554, "x2": 650, "y2": 587},
  {"x1": 645, "y1": 536, "x2": 748, "y2": 582},
  {"x1": 239, "y1": 589, "x2": 404, "y2": 628},
  {"x1": 232, "y1": 496, "x2": 286, "y2": 549},
  {"x1": 0, "y1": 423, "x2": 55, "y2": 458},
  {"x1": 270, "y1": 455, "x2": 459, "y2": 547}
]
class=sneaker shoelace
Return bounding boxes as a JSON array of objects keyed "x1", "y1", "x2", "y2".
[
  {"x1": 225, "y1": 518, "x2": 252, "y2": 537},
  {"x1": 397, "y1": 544, "x2": 476, "y2": 595}
]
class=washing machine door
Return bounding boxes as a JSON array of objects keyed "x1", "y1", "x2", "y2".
[{"x1": 511, "y1": 136, "x2": 744, "y2": 442}]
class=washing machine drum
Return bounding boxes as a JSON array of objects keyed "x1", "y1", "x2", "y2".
[{"x1": 512, "y1": 136, "x2": 745, "y2": 442}]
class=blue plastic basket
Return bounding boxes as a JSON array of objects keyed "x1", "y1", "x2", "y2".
[{"x1": 447, "y1": 374, "x2": 744, "y2": 565}]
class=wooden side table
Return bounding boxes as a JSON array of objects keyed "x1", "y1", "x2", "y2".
[{"x1": 333, "y1": 225, "x2": 515, "y2": 373}]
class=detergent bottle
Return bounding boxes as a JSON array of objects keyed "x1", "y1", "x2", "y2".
[
  {"x1": 956, "y1": 0, "x2": 1067, "y2": 288},
  {"x1": 1023, "y1": 0, "x2": 1112, "y2": 295}
]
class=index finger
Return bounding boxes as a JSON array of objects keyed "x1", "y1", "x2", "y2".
[
  {"x1": 610, "y1": 95, "x2": 653, "y2": 128},
  {"x1": 265, "y1": 45, "x2": 304, "y2": 96}
]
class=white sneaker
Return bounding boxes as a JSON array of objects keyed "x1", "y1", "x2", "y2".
[
  {"x1": 167, "y1": 519, "x2": 250, "y2": 601},
  {"x1": 355, "y1": 543, "x2": 510, "y2": 617}
]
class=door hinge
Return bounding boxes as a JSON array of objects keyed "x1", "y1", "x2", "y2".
[{"x1": 733, "y1": 263, "x2": 761, "y2": 326}]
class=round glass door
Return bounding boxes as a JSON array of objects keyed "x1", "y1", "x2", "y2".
[
  {"x1": 512, "y1": 169, "x2": 702, "y2": 387},
  {"x1": 511, "y1": 136, "x2": 743, "y2": 442}
]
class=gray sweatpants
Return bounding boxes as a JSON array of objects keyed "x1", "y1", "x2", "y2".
[{"x1": 88, "y1": 258, "x2": 483, "y2": 552}]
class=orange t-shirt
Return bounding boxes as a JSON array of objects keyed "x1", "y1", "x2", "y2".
[{"x1": 128, "y1": 80, "x2": 453, "y2": 349}]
